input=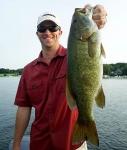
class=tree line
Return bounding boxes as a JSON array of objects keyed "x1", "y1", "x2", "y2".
[
  {"x1": 0, "y1": 63, "x2": 127, "y2": 76},
  {"x1": 103, "y1": 63, "x2": 127, "y2": 76},
  {"x1": 0, "y1": 68, "x2": 23, "y2": 76}
]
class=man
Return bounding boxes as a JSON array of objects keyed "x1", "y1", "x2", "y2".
[{"x1": 13, "y1": 4, "x2": 107, "y2": 150}]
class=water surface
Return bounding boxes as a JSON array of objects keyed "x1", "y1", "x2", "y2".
[{"x1": 0, "y1": 77, "x2": 127, "y2": 150}]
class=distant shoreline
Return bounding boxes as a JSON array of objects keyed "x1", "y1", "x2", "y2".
[
  {"x1": 0, "y1": 74, "x2": 127, "y2": 79},
  {"x1": 0, "y1": 74, "x2": 20, "y2": 77},
  {"x1": 103, "y1": 75, "x2": 127, "y2": 79}
]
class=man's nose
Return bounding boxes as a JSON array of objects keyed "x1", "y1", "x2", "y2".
[{"x1": 44, "y1": 29, "x2": 51, "y2": 33}]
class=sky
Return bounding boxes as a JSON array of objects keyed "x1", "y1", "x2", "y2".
[{"x1": 0, "y1": 0, "x2": 127, "y2": 69}]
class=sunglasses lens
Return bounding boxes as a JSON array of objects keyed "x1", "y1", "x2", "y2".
[
  {"x1": 37, "y1": 28, "x2": 45, "y2": 32},
  {"x1": 37, "y1": 26, "x2": 60, "y2": 33},
  {"x1": 49, "y1": 26, "x2": 60, "y2": 32}
]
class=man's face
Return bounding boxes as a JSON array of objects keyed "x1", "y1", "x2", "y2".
[{"x1": 36, "y1": 20, "x2": 62, "y2": 49}]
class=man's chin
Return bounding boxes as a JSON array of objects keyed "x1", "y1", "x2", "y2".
[{"x1": 43, "y1": 44, "x2": 54, "y2": 49}]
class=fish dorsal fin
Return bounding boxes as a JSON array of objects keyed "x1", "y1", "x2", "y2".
[
  {"x1": 101, "y1": 43, "x2": 106, "y2": 58},
  {"x1": 95, "y1": 85, "x2": 105, "y2": 108},
  {"x1": 66, "y1": 79, "x2": 77, "y2": 109}
]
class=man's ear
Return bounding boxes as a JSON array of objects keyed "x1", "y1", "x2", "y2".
[
  {"x1": 59, "y1": 30, "x2": 63, "y2": 35},
  {"x1": 36, "y1": 32, "x2": 38, "y2": 36}
]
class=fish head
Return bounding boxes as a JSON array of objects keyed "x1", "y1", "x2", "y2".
[{"x1": 70, "y1": 7, "x2": 97, "y2": 41}]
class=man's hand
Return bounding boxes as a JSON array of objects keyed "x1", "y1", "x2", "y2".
[{"x1": 92, "y1": 4, "x2": 107, "y2": 29}]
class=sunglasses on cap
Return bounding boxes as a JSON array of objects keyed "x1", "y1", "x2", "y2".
[{"x1": 37, "y1": 25, "x2": 60, "y2": 33}]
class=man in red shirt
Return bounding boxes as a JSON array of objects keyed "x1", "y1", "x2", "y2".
[{"x1": 13, "y1": 4, "x2": 107, "y2": 150}]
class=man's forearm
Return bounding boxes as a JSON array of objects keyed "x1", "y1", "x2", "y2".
[{"x1": 13, "y1": 106, "x2": 31, "y2": 149}]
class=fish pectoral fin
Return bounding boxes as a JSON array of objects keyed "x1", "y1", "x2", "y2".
[
  {"x1": 72, "y1": 121, "x2": 99, "y2": 146},
  {"x1": 88, "y1": 32, "x2": 99, "y2": 58},
  {"x1": 88, "y1": 40, "x2": 97, "y2": 58},
  {"x1": 95, "y1": 85, "x2": 105, "y2": 108},
  {"x1": 101, "y1": 43, "x2": 106, "y2": 58},
  {"x1": 66, "y1": 79, "x2": 77, "y2": 110}
]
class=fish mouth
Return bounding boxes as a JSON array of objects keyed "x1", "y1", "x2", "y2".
[{"x1": 75, "y1": 5, "x2": 92, "y2": 14}]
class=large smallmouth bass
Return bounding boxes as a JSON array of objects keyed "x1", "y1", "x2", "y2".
[{"x1": 66, "y1": 6, "x2": 105, "y2": 146}]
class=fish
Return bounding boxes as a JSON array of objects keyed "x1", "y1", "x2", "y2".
[{"x1": 66, "y1": 5, "x2": 105, "y2": 146}]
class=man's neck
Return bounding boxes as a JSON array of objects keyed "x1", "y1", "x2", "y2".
[{"x1": 42, "y1": 44, "x2": 60, "y2": 61}]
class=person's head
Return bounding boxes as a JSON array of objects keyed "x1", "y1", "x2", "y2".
[{"x1": 36, "y1": 12, "x2": 62, "y2": 50}]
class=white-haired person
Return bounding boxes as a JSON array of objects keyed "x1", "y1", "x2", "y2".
[{"x1": 13, "y1": 4, "x2": 107, "y2": 150}]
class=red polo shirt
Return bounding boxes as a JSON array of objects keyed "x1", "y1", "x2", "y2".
[{"x1": 15, "y1": 45, "x2": 82, "y2": 150}]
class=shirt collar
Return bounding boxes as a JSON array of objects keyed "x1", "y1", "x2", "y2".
[{"x1": 33, "y1": 45, "x2": 67, "y2": 65}]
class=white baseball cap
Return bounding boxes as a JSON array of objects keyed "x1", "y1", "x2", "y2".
[{"x1": 37, "y1": 12, "x2": 61, "y2": 27}]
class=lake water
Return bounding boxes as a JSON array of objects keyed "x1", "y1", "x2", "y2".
[{"x1": 0, "y1": 77, "x2": 127, "y2": 150}]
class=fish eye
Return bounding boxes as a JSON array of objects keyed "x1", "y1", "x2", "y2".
[
  {"x1": 73, "y1": 19, "x2": 77, "y2": 23},
  {"x1": 81, "y1": 10, "x2": 86, "y2": 14}
]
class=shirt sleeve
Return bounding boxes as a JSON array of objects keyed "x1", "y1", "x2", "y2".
[{"x1": 14, "y1": 71, "x2": 32, "y2": 107}]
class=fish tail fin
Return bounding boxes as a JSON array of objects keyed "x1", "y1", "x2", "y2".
[{"x1": 72, "y1": 121, "x2": 99, "y2": 146}]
